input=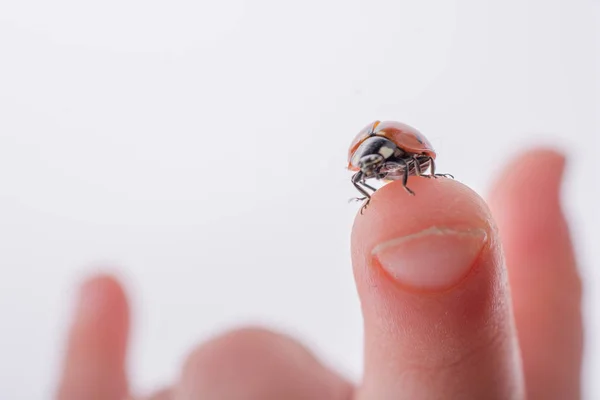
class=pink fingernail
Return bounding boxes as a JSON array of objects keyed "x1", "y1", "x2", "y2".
[{"x1": 372, "y1": 227, "x2": 487, "y2": 289}]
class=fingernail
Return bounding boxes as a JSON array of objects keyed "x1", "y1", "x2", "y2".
[{"x1": 372, "y1": 227, "x2": 487, "y2": 289}]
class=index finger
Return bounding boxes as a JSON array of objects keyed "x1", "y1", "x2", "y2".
[{"x1": 351, "y1": 178, "x2": 525, "y2": 400}]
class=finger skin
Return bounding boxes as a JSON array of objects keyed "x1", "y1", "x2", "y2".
[
  {"x1": 175, "y1": 327, "x2": 353, "y2": 400},
  {"x1": 489, "y1": 149, "x2": 582, "y2": 400},
  {"x1": 56, "y1": 275, "x2": 130, "y2": 400},
  {"x1": 135, "y1": 387, "x2": 174, "y2": 400},
  {"x1": 351, "y1": 178, "x2": 525, "y2": 400}
]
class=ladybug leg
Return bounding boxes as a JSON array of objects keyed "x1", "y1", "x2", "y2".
[
  {"x1": 429, "y1": 157, "x2": 454, "y2": 179},
  {"x1": 362, "y1": 181, "x2": 378, "y2": 192},
  {"x1": 429, "y1": 157, "x2": 437, "y2": 177},
  {"x1": 350, "y1": 172, "x2": 372, "y2": 213},
  {"x1": 398, "y1": 159, "x2": 415, "y2": 196},
  {"x1": 350, "y1": 172, "x2": 371, "y2": 199},
  {"x1": 413, "y1": 155, "x2": 428, "y2": 178}
]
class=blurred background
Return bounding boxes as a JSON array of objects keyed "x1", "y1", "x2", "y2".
[{"x1": 0, "y1": 0, "x2": 598, "y2": 398}]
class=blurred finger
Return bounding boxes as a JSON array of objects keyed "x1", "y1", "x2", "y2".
[
  {"x1": 351, "y1": 178, "x2": 524, "y2": 399},
  {"x1": 489, "y1": 149, "x2": 583, "y2": 400},
  {"x1": 56, "y1": 274, "x2": 130, "y2": 400},
  {"x1": 174, "y1": 327, "x2": 353, "y2": 400},
  {"x1": 133, "y1": 387, "x2": 174, "y2": 400}
]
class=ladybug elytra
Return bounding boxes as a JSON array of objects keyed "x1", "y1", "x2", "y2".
[{"x1": 348, "y1": 120, "x2": 453, "y2": 212}]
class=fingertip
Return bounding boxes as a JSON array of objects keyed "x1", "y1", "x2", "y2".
[
  {"x1": 79, "y1": 273, "x2": 126, "y2": 293},
  {"x1": 352, "y1": 178, "x2": 496, "y2": 290},
  {"x1": 510, "y1": 146, "x2": 566, "y2": 165},
  {"x1": 78, "y1": 270, "x2": 129, "y2": 297},
  {"x1": 490, "y1": 147, "x2": 567, "y2": 207},
  {"x1": 72, "y1": 273, "x2": 130, "y2": 329},
  {"x1": 354, "y1": 176, "x2": 492, "y2": 226},
  {"x1": 78, "y1": 273, "x2": 128, "y2": 306},
  {"x1": 489, "y1": 147, "x2": 571, "y2": 255}
]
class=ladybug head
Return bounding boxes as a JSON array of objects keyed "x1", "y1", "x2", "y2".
[
  {"x1": 350, "y1": 136, "x2": 402, "y2": 177},
  {"x1": 357, "y1": 153, "x2": 384, "y2": 175}
]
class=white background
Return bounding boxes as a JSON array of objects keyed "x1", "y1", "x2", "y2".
[{"x1": 0, "y1": 0, "x2": 598, "y2": 398}]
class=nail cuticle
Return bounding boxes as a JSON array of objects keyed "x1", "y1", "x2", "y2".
[{"x1": 372, "y1": 227, "x2": 488, "y2": 257}]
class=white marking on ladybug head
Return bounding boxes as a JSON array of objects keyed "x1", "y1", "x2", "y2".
[
  {"x1": 358, "y1": 154, "x2": 384, "y2": 174},
  {"x1": 378, "y1": 145, "x2": 395, "y2": 159}
]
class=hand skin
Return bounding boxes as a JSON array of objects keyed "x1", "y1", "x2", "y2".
[{"x1": 55, "y1": 149, "x2": 582, "y2": 400}]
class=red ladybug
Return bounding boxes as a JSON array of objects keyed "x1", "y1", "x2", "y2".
[{"x1": 348, "y1": 120, "x2": 452, "y2": 211}]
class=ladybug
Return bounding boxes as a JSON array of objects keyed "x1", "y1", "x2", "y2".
[{"x1": 348, "y1": 120, "x2": 452, "y2": 212}]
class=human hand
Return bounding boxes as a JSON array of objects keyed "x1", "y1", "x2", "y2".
[{"x1": 55, "y1": 149, "x2": 582, "y2": 400}]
